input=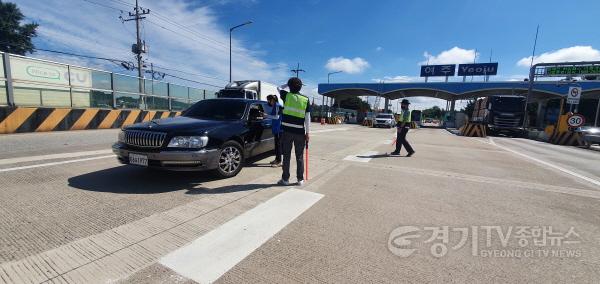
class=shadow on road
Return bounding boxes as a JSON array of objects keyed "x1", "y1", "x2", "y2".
[
  {"x1": 186, "y1": 183, "x2": 277, "y2": 195},
  {"x1": 68, "y1": 150, "x2": 279, "y2": 194},
  {"x1": 68, "y1": 166, "x2": 217, "y2": 194},
  {"x1": 357, "y1": 154, "x2": 394, "y2": 159}
]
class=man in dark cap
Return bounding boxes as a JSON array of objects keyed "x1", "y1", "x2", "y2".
[
  {"x1": 390, "y1": 99, "x2": 415, "y2": 157},
  {"x1": 277, "y1": 77, "x2": 311, "y2": 186}
]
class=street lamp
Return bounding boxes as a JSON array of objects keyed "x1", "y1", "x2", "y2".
[
  {"x1": 326, "y1": 71, "x2": 342, "y2": 113},
  {"x1": 327, "y1": 71, "x2": 342, "y2": 84},
  {"x1": 229, "y1": 21, "x2": 253, "y2": 82}
]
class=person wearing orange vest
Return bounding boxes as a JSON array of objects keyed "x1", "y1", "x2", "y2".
[
  {"x1": 390, "y1": 99, "x2": 415, "y2": 157},
  {"x1": 277, "y1": 77, "x2": 311, "y2": 186}
]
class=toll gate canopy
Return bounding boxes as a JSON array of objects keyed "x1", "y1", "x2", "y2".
[{"x1": 318, "y1": 81, "x2": 600, "y2": 102}]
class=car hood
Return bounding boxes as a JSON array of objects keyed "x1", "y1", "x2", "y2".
[{"x1": 124, "y1": 116, "x2": 236, "y2": 133}]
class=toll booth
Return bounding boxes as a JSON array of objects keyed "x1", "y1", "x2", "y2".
[{"x1": 411, "y1": 110, "x2": 422, "y2": 126}]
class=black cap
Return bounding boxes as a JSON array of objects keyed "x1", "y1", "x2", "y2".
[
  {"x1": 288, "y1": 77, "x2": 303, "y2": 93},
  {"x1": 401, "y1": 99, "x2": 410, "y2": 105}
]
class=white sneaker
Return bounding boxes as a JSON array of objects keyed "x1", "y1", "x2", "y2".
[
  {"x1": 297, "y1": 180, "x2": 305, "y2": 186},
  {"x1": 277, "y1": 179, "x2": 290, "y2": 186}
]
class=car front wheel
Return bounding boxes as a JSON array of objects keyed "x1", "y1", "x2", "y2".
[{"x1": 214, "y1": 141, "x2": 244, "y2": 178}]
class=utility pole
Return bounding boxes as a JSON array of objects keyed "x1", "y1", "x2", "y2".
[
  {"x1": 123, "y1": 0, "x2": 150, "y2": 93},
  {"x1": 291, "y1": 62, "x2": 305, "y2": 78}
]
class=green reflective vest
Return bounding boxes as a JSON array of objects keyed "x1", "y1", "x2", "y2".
[
  {"x1": 399, "y1": 110, "x2": 411, "y2": 123},
  {"x1": 282, "y1": 93, "x2": 308, "y2": 119}
]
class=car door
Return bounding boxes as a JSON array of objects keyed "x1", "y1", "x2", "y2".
[
  {"x1": 244, "y1": 103, "x2": 269, "y2": 157},
  {"x1": 260, "y1": 102, "x2": 275, "y2": 153}
]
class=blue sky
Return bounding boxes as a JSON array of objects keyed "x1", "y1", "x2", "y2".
[{"x1": 16, "y1": 0, "x2": 600, "y2": 109}]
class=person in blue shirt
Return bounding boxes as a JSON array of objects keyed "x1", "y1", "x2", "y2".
[{"x1": 266, "y1": 95, "x2": 284, "y2": 167}]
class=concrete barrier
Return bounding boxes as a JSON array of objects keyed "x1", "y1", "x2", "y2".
[
  {"x1": 549, "y1": 131, "x2": 584, "y2": 146},
  {"x1": 0, "y1": 106, "x2": 181, "y2": 134},
  {"x1": 459, "y1": 122, "x2": 487, "y2": 137}
]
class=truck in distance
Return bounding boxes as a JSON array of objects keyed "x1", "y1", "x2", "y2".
[
  {"x1": 217, "y1": 80, "x2": 280, "y2": 102},
  {"x1": 472, "y1": 95, "x2": 527, "y2": 137}
]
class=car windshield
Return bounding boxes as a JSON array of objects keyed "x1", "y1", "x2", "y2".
[
  {"x1": 376, "y1": 114, "x2": 393, "y2": 119},
  {"x1": 218, "y1": 89, "x2": 245, "y2": 99},
  {"x1": 183, "y1": 100, "x2": 246, "y2": 120},
  {"x1": 491, "y1": 97, "x2": 526, "y2": 112}
]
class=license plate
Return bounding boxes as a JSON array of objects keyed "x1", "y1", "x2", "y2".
[{"x1": 129, "y1": 153, "x2": 148, "y2": 166}]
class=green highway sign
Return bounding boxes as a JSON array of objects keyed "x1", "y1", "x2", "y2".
[{"x1": 544, "y1": 65, "x2": 600, "y2": 76}]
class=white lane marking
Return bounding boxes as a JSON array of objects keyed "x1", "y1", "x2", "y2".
[
  {"x1": 343, "y1": 151, "x2": 379, "y2": 163},
  {"x1": 0, "y1": 149, "x2": 113, "y2": 166},
  {"x1": 160, "y1": 189, "x2": 323, "y2": 284},
  {"x1": 489, "y1": 137, "x2": 600, "y2": 187},
  {"x1": 312, "y1": 127, "x2": 349, "y2": 134},
  {"x1": 469, "y1": 137, "x2": 491, "y2": 145},
  {"x1": 0, "y1": 155, "x2": 115, "y2": 173},
  {"x1": 443, "y1": 129, "x2": 457, "y2": 135}
]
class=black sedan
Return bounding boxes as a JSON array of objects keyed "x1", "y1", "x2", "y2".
[{"x1": 112, "y1": 99, "x2": 275, "y2": 178}]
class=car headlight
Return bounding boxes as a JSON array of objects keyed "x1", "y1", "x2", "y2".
[
  {"x1": 118, "y1": 130, "x2": 125, "y2": 143},
  {"x1": 167, "y1": 136, "x2": 209, "y2": 148}
]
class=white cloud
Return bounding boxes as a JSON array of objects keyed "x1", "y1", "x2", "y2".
[
  {"x1": 17, "y1": 0, "x2": 288, "y2": 90},
  {"x1": 325, "y1": 57, "x2": 370, "y2": 74},
  {"x1": 516, "y1": 46, "x2": 600, "y2": 67},
  {"x1": 371, "y1": 75, "x2": 419, "y2": 83},
  {"x1": 420, "y1": 47, "x2": 478, "y2": 65}
]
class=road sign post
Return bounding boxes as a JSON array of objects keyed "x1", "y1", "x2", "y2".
[
  {"x1": 567, "y1": 87, "x2": 582, "y2": 112},
  {"x1": 567, "y1": 113, "x2": 585, "y2": 128}
]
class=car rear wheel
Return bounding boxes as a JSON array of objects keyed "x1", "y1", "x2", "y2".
[{"x1": 214, "y1": 141, "x2": 244, "y2": 178}]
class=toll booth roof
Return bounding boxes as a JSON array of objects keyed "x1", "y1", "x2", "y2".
[{"x1": 318, "y1": 81, "x2": 600, "y2": 101}]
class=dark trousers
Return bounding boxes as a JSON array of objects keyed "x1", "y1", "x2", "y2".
[
  {"x1": 274, "y1": 133, "x2": 282, "y2": 162},
  {"x1": 281, "y1": 132, "x2": 305, "y2": 181},
  {"x1": 395, "y1": 127, "x2": 414, "y2": 153}
]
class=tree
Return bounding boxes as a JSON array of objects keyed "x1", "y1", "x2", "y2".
[
  {"x1": 0, "y1": 1, "x2": 38, "y2": 55},
  {"x1": 422, "y1": 106, "x2": 444, "y2": 119},
  {"x1": 335, "y1": 97, "x2": 371, "y2": 111},
  {"x1": 460, "y1": 99, "x2": 476, "y2": 116}
]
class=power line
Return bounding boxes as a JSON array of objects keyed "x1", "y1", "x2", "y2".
[
  {"x1": 145, "y1": 19, "x2": 227, "y2": 54},
  {"x1": 83, "y1": 0, "x2": 247, "y2": 56},
  {"x1": 108, "y1": 0, "x2": 136, "y2": 7},
  {"x1": 82, "y1": 0, "x2": 124, "y2": 11},
  {"x1": 110, "y1": 0, "x2": 249, "y2": 54},
  {"x1": 107, "y1": 0, "x2": 229, "y2": 48},
  {"x1": 3, "y1": 39, "x2": 223, "y2": 88},
  {"x1": 163, "y1": 73, "x2": 222, "y2": 88},
  {"x1": 151, "y1": 65, "x2": 227, "y2": 82},
  {"x1": 0, "y1": 41, "x2": 131, "y2": 64},
  {"x1": 151, "y1": 13, "x2": 227, "y2": 47}
]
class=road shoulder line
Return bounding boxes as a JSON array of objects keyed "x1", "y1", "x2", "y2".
[
  {"x1": 488, "y1": 137, "x2": 600, "y2": 187},
  {"x1": 0, "y1": 155, "x2": 116, "y2": 173}
]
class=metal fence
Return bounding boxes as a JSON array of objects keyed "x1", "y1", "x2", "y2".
[{"x1": 0, "y1": 52, "x2": 218, "y2": 111}]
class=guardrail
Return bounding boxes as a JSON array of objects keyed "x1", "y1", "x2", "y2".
[{"x1": 0, "y1": 52, "x2": 218, "y2": 111}]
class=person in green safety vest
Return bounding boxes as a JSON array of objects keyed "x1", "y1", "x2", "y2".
[
  {"x1": 390, "y1": 99, "x2": 415, "y2": 157},
  {"x1": 277, "y1": 77, "x2": 311, "y2": 186}
]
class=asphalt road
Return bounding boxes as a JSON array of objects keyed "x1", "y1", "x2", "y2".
[{"x1": 0, "y1": 124, "x2": 599, "y2": 284}]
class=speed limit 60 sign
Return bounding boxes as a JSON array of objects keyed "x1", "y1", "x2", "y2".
[
  {"x1": 567, "y1": 114, "x2": 585, "y2": 127},
  {"x1": 567, "y1": 87, "x2": 582, "y2": 105}
]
